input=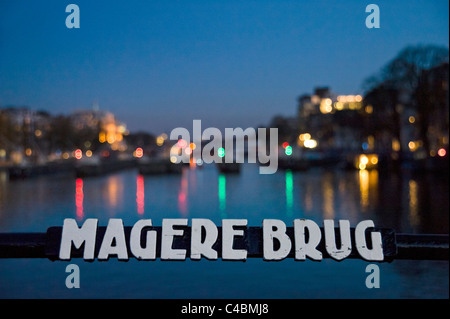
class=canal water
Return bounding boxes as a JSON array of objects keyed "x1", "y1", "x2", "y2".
[{"x1": 0, "y1": 164, "x2": 448, "y2": 298}]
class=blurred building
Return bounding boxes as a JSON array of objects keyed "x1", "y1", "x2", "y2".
[
  {"x1": 0, "y1": 106, "x2": 130, "y2": 165},
  {"x1": 415, "y1": 62, "x2": 449, "y2": 158},
  {"x1": 69, "y1": 109, "x2": 128, "y2": 152},
  {"x1": 297, "y1": 87, "x2": 366, "y2": 155},
  {"x1": 0, "y1": 107, "x2": 52, "y2": 164},
  {"x1": 362, "y1": 62, "x2": 449, "y2": 162}
]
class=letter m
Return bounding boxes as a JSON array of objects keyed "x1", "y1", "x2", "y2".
[
  {"x1": 224, "y1": 127, "x2": 257, "y2": 164},
  {"x1": 59, "y1": 219, "x2": 98, "y2": 260}
]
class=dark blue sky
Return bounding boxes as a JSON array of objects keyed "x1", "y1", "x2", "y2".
[{"x1": 1, "y1": 0, "x2": 448, "y2": 134}]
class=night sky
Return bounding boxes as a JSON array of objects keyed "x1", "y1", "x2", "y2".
[{"x1": 1, "y1": 0, "x2": 448, "y2": 135}]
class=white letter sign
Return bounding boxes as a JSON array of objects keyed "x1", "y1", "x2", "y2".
[
  {"x1": 263, "y1": 219, "x2": 292, "y2": 260},
  {"x1": 59, "y1": 218, "x2": 98, "y2": 260},
  {"x1": 161, "y1": 219, "x2": 188, "y2": 260},
  {"x1": 222, "y1": 219, "x2": 247, "y2": 260}
]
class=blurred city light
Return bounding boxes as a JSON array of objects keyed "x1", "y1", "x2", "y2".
[
  {"x1": 177, "y1": 139, "x2": 187, "y2": 148},
  {"x1": 285, "y1": 145, "x2": 293, "y2": 155},
  {"x1": 219, "y1": 174, "x2": 226, "y2": 212},
  {"x1": 362, "y1": 142, "x2": 369, "y2": 151},
  {"x1": 134, "y1": 147, "x2": 143, "y2": 158},
  {"x1": 99, "y1": 132, "x2": 106, "y2": 143},
  {"x1": 304, "y1": 139, "x2": 318, "y2": 149},
  {"x1": 107, "y1": 133, "x2": 115, "y2": 144},
  {"x1": 136, "y1": 174, "x2": 144, "y2": 215},
  {"x1": 392, "y1": 139, "x2": 401, "y2": 152},
  {"x1": 285, "y1": 170, "x2": 293, "y2": 215},
  {"x1": 170, "y1": 145, "x2": 180, "y2": 156},
  {"x1": 189, "y1": 157, "x2": 196, "y2": 168},
  {"x1": 156, "y1": 136, "x2": 164, "y2": 146},
  {"x1": 75, "y1": 149, "x2": 82, "y2": 159},
  {"x1": 320, "y1": 98, "x2": 333, "y2": 113},
  {"x1": 334, "y1": 101, "x2": 344, "y2": 110},
  {"x1": 360, "y1": 155, "x2": 369, "y2": 165},
  {"x1": 357, "y1": 154, "x2": 378, "y2": 170},
  {"x1": 298, "y1": 133, "x2": 311, "y2": 142},
  {"x1": 75, "y1": 178, "x2": 83, "y2": 220},
  {"x1": 101, "y1": 150, "x2": 110, "y2": 157}
]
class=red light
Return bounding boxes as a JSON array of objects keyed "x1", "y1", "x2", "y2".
[
  {"x1": 75, "y1": 178, "x2": 83, "y2": 220},
  {"x1": 178, "y1": 171, "x2": 188, "y2": 215},
  {"x1": 136, "y1": 175, "x2": 144, "y2": 215},
  {"x1": 282, "y1": 142, "x2": 289, "y2": 149},
  {"x1": 135, "y1": 147, "x2": 143, "y2": 158},
  {"x1": 177, "y1": 139, "x2": 187, "y2": 148},
  {"x1": 75, "y1": 149, "x2": 82, "y2": 159},
  {"x1": 101, "y1": 150, "x2": 110, "y2": 157},
  {"x1": 438, "y1": 148, "x2": 446, "y2": 157}
]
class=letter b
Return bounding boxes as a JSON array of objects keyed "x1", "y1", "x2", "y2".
[{"x1": 263, "y1": 219, "x2": 292, "y2": 260}]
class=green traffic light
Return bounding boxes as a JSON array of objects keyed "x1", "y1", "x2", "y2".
[{"x1": 285, "y1": 146, "x2": 293, "y2": 156}]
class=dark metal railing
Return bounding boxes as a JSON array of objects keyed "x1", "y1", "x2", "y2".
[{"x1": 0, "y1": 226, "x2": 448, "y2": 261}]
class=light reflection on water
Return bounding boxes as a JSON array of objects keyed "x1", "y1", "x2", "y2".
[
  {"x1": 285, "y1": 170, "x2": 293, "y2": 217},
  {"x1": 0, "y1": 164, "x2": 448, "y2": 298},
  {"x1": 178, "y1": 168, "x2": 189, "y2": 216},
  {"x1": 136, "y1": 174, "x2": 144, "y2": 216},
  {"x1": 218, "y1": 174, "x2": 226, "y2": 217},
  {"x1": 75, "y1": 178, "x2": 83, "y2": 221}
]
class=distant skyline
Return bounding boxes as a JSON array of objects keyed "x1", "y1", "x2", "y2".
[{"x1": 1, "y1": 0, "x2": 449, "y2": 135}]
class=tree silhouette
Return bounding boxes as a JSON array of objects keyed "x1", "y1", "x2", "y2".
[
  {"x1": 364, "y1": 44, "x2": 449, "y2": 97},
  {"x1": 363, "y1": 44, "x2": 449, "y2": 158}
]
